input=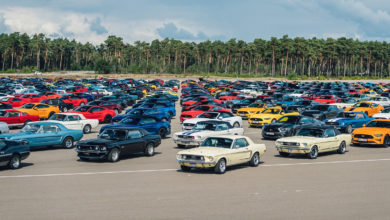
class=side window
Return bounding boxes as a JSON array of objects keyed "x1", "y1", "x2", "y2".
[
  {"x1": 356, "y1": 113, "x2": 364, "y2": 119},
  {"x1": 213, "y1": 106, "x2": 222, "y2": 111},
  {"x1": 324, "y1": 129, "x2": 336, "y2": 138},
  {"x1": 234, "y1": 138, "x2": 249, "y2": 148},
  {"x1": 140, "y1": 118, "x2": 156, "y2": 124},
  {"x1": 127, "y1": 130, "x2": 143, "y2": 139},
  {"x1": 300, "y1": 117, "x2": 311, "y2": 124},
  {"x1": 216, "y1": 124, "x2": 229, "y2": 131},
  {"x1": 8, "y1": 111, "x2": 20, "y2": 117},
  {"x1": 90, "y1": 107, "x2": 102, "y2": 112},
  {"x1": 35, "y1": 104, "x2": 48, "y2": 109},
  {"x1": 42, "y1": 125, "x2": 60, "y2": 133}
]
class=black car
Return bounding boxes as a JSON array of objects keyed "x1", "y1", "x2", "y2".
[
  {"x1": 75, "y1": 127, "x2": 161, "y2": 162},
  {"x1": 262, "y1": 115, "x2": 323, "y2": 139},
  {"x1": 0, "y1": 139, "x2": 30, "y2": 169},
  {"x1": 40, "y1": 99, "x2": 74, "y2": 112},
  {"x1": 302, "y1": 105, "x2": 340, "y2": 120},
  {"x1": 0, "y1": 101, "x2": 12, "y2": 110},
  {"x1": 285, "y1": 100, "x2": 321, "y2": 113}
]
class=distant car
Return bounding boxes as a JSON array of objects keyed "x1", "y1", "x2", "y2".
[
  {"x1": 0, "y1": 110, "x2": 39, "y2": 128},
  {"x1": 182, "y1": 111, "x2": 242, "y2": 131},
  {"x1": 0, "y1": 122, "x2": 83, "y2": 149},
  {"x1": 372, "y1": 108, "x2": 390, "y2": 119},
  {"x1": 46, "y1": 113, "x2": 99, "y2": 134},
  {"x1": 248, "y1": 107, "x2": 299, "y2": 127},
  {"x1": 345, "y1": 102, "x2": 384, "y2": 117},
  {"x1": 76, "y1": 127, "x2": 161, "y2": 162},
  {"x1": 176, "y1": 135, "x2": 266, "y2": 174},
  {"x1": 275, "y1": 126, "x2": 351, "y2": 159},
  {"x1": 40, "y1": 99, "x2": 74, "y2": 112},
  {"x1": 302, "y1": 104, "x2": 340, "y2": 120},
  {"x1": 324, "y1": 111, "x2": 373, "y2": 133},
  {"x1": 87, "y1": 100, "x2": 123, "y2": 114},
  {"x1": 60, "y1": 95, "x2": 88, "y2": 107},
  {"x1": 17, "y1": 103, "x2": 60, "y2": 119},
  {"x1": 113, "y1": 108, "x2": 171, "y2": 123},
  {"x1": 180, "y1": 105, "x2": 230, "y2": 122},
  {"x1": 0, "y1": 97, "x2": 29, "y2": 108},
  {"x1": 68, "y1": 105, "x2": 116, "y2": 123},
  {"x1": 0, "y1": 139, "x2": 30, "y2": 169}
]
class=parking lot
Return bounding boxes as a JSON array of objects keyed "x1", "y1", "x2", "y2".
[{"x1": 1, "y1": 102, "x2": 390, "y2": 220}]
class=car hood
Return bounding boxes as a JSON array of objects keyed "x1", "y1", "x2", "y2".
[
  {"x1": 276, "y1": 136, "x2": 322, "y2": 144},
  {"x1": 78, "y1": 138, "x2": 115, "y2": 145},
  {"x1": 325, "y1": 117, "x2": 354, "y2": 123},
  {"x1": 176, "y1": 130, "x2": 214, "y2": 137},
  {"x1": 353, "y1": 127, "x2": 390, "y2": 134},
  {"x1": 178, "y1": 147, "x2": 232, "y2": 157},
  {"x1": 250, "y1": 113, "x2": 277, "y2": 119}
]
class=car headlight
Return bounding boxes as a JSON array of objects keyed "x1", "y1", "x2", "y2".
[
  {"x1": 100, "y1": 146, "x2": 107, "y2": 151},
  {"x1": 375, "y1": 134, "x2": 383, "y2": 137},
  {"x1": 279, "y1": 127, "x2": 288, "y2": 132},
  {"x1": 302, "y1": 143, "x2": 308, "y2": 147},
  {"x1": 206, "y1": 156, "x2": 214, "y2": 161},
  {"x1": 339, "y1": 122, "x2": 344, "y2": 126},
  {"x1": 94, "y1": 146, "x2": 99, "y2": 150}
]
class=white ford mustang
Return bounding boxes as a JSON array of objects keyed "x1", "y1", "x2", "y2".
[
  {"x1": 182, "y1": 111, "x2": 242, "y2": 131},
  {"x1": 46, "y1": 113, "x2": 99, "y2": 134}
]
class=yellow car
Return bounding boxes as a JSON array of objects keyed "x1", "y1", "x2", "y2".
[
  {"x1": 248, "y1": 107, "x2": 299, "y2": 127},
  {"x1": 344, "y1": 102, "x2": 384, "y2": 117},
  {"x1": 236, "y1": 103, "x2": 269, "y2": 119},
  {"x1": 18, "y1": 103, "x2": 60, "y2": 119},
  {"x1": 352, "y1": 119, "x2": 390, "y2": 146}
]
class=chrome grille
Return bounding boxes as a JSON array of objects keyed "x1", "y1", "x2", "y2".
[{"x1": 354, "y1": 134, "x2": 373, "y2": 139}]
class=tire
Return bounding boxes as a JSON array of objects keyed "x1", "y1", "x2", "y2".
[
  {"x1": 62, "y1": 136, "x2": 74, "y2": 149},
  {"x1": 83, "y1": 124, "x2": 92, "y2": 134},
  {"x1": 249, "y1": 153, "x2": 260, "y2": 167},
  {"x1": 233, "y1": 122, "x2": 240, "y2": 128},
  {"x1": 107, "y1": 148, "x2": 120, "y2": 162},
  {"x1": 48, "y1": 111, "x2": 55, "y2": 118},
  {"x1": 279, "y1": 151, "x2": 289, "y2": 157},
  {"x1": 307, "y1": 146, "x2": 318, "y2": 159},
  {"x1": 80, "y1": 102, "x2": 85, "y2": 106},
  {"x1": 8, "y1": 154, "x2": 21, "y2": 169},
  {"x1": 181, "y1": 165, "x2": 191, "y2": 172},
  {"x1": 337, "y1": 141, "x2": 347, "y2": 154},
  {"x1": 158, "y1": 127, "x2": 167, "y2": 139},
  {"x1": 23, "y1": 120, "x2": 31, "y2": 128},
  {"x1": 62, "y1": 107, "x2": 68, "y2": 112},
  {"x1": 346, "y1": 125, "x2": 353, "y2": 134},
  {"x1": 383, "y1": 135, "x2": 389, "y2": 148},
  {"x1": 214, "y1": 158, "x2": 227, "y2": 174},
  {"x1": 271, "y1": 119, "x2": 276, "y2": 123},
  {"x1": 114, "y1": 109, "x2": 119, "y2": 115},
  {"x1": 144, "y1": 143, "x2": 155, "y2": 156},
  {"x1": 162, "y1": 118, "x2": 168, "y2": 122},
  {"x1": 103, "y1": 115, "x2": 112, "y2": 123}
]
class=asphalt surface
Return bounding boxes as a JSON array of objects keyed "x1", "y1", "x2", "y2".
[{"x1": 1, "y1": 102, "x2": 390, "y2": 220}]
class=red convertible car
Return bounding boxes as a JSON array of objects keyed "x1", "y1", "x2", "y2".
[
  {"x1": 314, "y1": 95, "x2": 341, "y2": 104},
  {"x1": 180, "y1": 105, "x2": 230, "y2": 122},
  {"x1": 0, "y1": 110, "x2": 39, "y2": 128},
  {"x1": 60, "y1": 95, "x2": 88, "y2": 107},
  {"x1": 69, "y1": 105, "x2": 116, "y2": 123}
]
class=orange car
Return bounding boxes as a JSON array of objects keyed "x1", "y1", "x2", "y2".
[
  {"x1": 18, "y1": 103, "x2": 60, "y2": 119},
  {"x1": 345, "y1": 102, "x2": 384, "y2": 117},
  {"x1": 352, "y1": 119, "x2": 390, "y2": 146}
]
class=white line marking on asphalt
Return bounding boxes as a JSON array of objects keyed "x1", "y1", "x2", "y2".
[{"x1": 0, "y1": 158, "x2": 390, "y2": 179}]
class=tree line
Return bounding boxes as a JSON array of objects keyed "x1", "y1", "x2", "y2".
[{"x1": 0, "y1": 32, "x2": 389, "y2": 77}]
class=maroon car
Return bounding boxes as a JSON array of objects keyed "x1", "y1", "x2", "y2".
[{"x1": 86, "y1": 100, "x2": 123, "y2": 114}]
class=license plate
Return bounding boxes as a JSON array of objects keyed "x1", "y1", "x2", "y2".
[
  {"x1": 184, "y1": 127, "x2": 192, "y2": 130},
  {"x1": 252, "y1": 121, "x2": 258, "y2": 124},
  {"x1": 358, "y1": 138, "x2": 367, "y2": 142},
  {"x1": 266, "y1": 132, "x2": 275, "y2": 135},
  {"x1": 189, "y1": 163, "x2": 197, "y2": 167},
  {"x1": 240, "y1": 114, "x2": 245, "y2": 116}
]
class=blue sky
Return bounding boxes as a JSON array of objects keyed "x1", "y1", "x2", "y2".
[{"x1": 0, "y1": 0, "x2": 390, "y2": 44}]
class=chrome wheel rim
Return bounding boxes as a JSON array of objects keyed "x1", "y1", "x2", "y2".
[
  {"x1": 84, "y1": 126, "x2": 91, "y2": 133},
  {"x1": 347, "y1": 126, "x2": 352, "y2": 133},
  {"x1": 311, "y1": 147, "x2": 318, "y2": 157},
  {"x1": 254, "y1": 154, "x2": 259, "y2": 165},
  {"x1": 111, "y1": 150, "x2": 119, "y2": 161},
  {"x1": 234, "y1": 123, "x2": 239, "y2": 128},
  {"x1": 115, "y1": 110, "x2": 118, "y2": 114},
  {"x1": 341, "y1": 143, "x2": 346, "y2": 152},
  {"x1": 147, "y1": 145, "x2": 154, "y2": 155},
  {"x1": 219, "y1": 160, "x2": 226, "y2": 172},
  {"x1": 11, "y1": 156, "x2": 20, "y2": 168},
  {"x1": 65, "y1": 139, "x2": 73, "y2": 148}
]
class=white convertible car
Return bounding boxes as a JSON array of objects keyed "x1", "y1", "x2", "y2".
[
  {"x1": 174, "y1": 120, "x2": 244, "y2": 148},
  {"x1": 372, "y1": 108, "x2": 390, "y2": 119},
  {"x1": 182, "y1": 111, "x2": 242, "y2": 131},
  {"x1": 46, "y1": 113, "x2": 99, "y2": 134}
]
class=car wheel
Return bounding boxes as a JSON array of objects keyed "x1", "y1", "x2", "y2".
[
  {"x1": 249, "y1": 153, "x2": 260, "y2": 167},
  {"x1": 279, "y1": 151, "x2": 289, "y2": 157},
  {"x1": 104, "y1": 115, "x2": 112, "y2": 123},
  {"x1": 144, "y1": 143, "x2": 155, "y2": 156},
  {"x1": 271, "y1": 119, "x2": 276, "y2": 123},
  {"x1": 48, "y1": 111, "x2": 55, "y2": 118},
  {"x1": 62, "y1": 136, "x2": 74, "y2": 149},
  {"x1": 233, "y1": 122, "x2": 240, "y2": 128},
  {"x1": 346, "y1": 125, "x2": 353, "y2": 134},
  {"x1": 80, "y1": 102, "x2": 85, "y2": 106},
  {"x1": 307, "y1": 146, "x2": 318, "y2": 159},
  {"x1": 62, "y1": 107, "x2": 68, "y2": 112},
  {"x1": 162, "y1": 118, "x2": 168, "y2": 122},
  {"x1": 214, "y1": 158, "x2": 226, "y2": 174},
  {"x1": 83, "y1": 124, "x2": 91, "y2": 134},
  {"x1": 114, "y1": 109, "x2": 119, "y2": 115},
  {"x1": 337, "y1": 141, "x2": 347, "y2": 154},
  {"x1": 158, "y1": 127, "x2": 167, "y2": 139},
  {"x1": 23, "y1": 120, "x2": 31, "y2": 128},
  {"x1": 383, "y1": 135, "x2": 389, "y2": 148},
  {"x1": 108, "y1": 148, "x2": 120, "y2": 162},
  {"x1": 9, "y1": 154, "x2": 21, "y2": 169},
  {"x1": 181, "y1": 165, "x2": 191, "y2": 172}
]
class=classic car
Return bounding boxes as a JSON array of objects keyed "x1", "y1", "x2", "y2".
[
  {"x1": 248, "y1": 106, "x2": 299, "y2": 127},
  {"x1": 262, "y1": 115, "x2": 323, "y2": 139},
  {"x1": 344, "y1": 102, "x2": 384, "y2": 117},
  {"x1": 176, "y1": 135, "x2": 266, "y2": 174},
  {"x1": 180, "y1": 105, "x2": 230, "y2": 122},
  {"x1": 87, "y1": 100, "x2": 123, "y2": 114},
  {"x1": 0, "y1": 139, "x2": 30, "y2": 169},
  {"x1": 113, "y1": 108, "x2": 171, "y2": 123},
  {"x1": 351, "y1": 119, "x2": 390, "y2": 147},
  {"x1": 46, "y1": 113, "x2": 99, "y2": 134},
  {"x1": 324, "y1": 111, "x2": 373, "y2": 133},
  {"x1": 130, "y1": 102, "x2": 176, "y2": 117},
  {"x1": 19, "y1": 94, "x2": 47, "y2": 103},
  {"x1": 75, "y1": 127, "x2": 161, "y2": 162},
  {"x1": 236, "y1": 102, "x2": 269, "y2": 119},
  {"x1": 182, "y1": 111, "x2": 242, "y2": 131},
  {"x1": 330, "y1": 98, "x2": 357, "y2": 110},
  {"x1": 0, "y1": 122, "x2": 9, "y2": 134},
  {"x1": 101, "y1": 116, "x2": 171, "y2": 138},
  {"x1": 174, "y1": 120, "x2": 244, "y2": 148},
  {"x1": 0, "y1": 110, "x2": 39, "y2": 128},
  {"x1": 302, "y1": 104, "x2": 341, "y2": 120},
  {"x1": 275, "y1": 126, "x2": 351, "y2": 159},
  {"x1": 40, "y1": 98, "x2": 74, "y2": 112},
  {"x1": 0, "y1": 122, "x2": 83, "y2": 149},
  {"x1": 372, "y1": 108, "x2": 390, "y2": 119},
  {"x1": 369, "y1": 97, "x2": 390, "y2": 107},
  {"x1": 17, "y1": 103, "x2": 60, "y2": 119},
  {"x1": 68, "y1": 105, "x2": 116, "y2": 123}
]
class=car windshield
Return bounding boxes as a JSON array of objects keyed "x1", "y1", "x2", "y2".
[
  {"x1": 21, "y1": 124, "x2": 41, "y2": 133},
  {"x1": 248, "y1": 103, "x2": 264, "y2": 107},
  {"x1": 201, "y1": 137, "x2": 233, "y2": 149},
  {"x1": 353, "y1": 103, "x2": 370, "y2": 108},
  {"x1": 127, "y1": 109, "x2": 144, "y2": 115},
  {"x1": 262, "y1": 108, "x2": 280, "y2": 114},
  {"x1": 21, "y1": 103, "x2": 35, "y2": 109},
  {"x1": 198, "y1": 112, "x2": 218, "y2": 119},
  {"x1": 277, "y1": 116, "x2": 300, "y2": 124},
  {"x1": 88, "y1": 101, "x2": 100, "y2": 105},
  {"x1": 0, "y1": 111, "x2": 6, "y2": 117},
  {"x1": 193, "y1": 122, "x2": 217, "y2": 131},
  {"x1": 382, "y1": 109, "x2": 390, "y2": 113},
  {"x1": 192, "y1": 106, "x2": 210, "y2": 111},
  {"x1": 366, "y1": 120, "x2": 390, "y2": 128},
  {"x1": 75, "y1": 106, "x2": 90, "y2": 112},
  {"x1": 99, "y1": 129, "x2": 127, "y2": 140},
  {"x1": 337, "y1": 112, "x2": 356, "y2": 118},
  {"x1": 120, "y1": 117, "x2": 140, "y2": 125},
  {"x1": 49, "y1": 114, "x2": 66, "y2": 121},
  {"x1": 296, "y1": 128, "x2": 324, "y2": 137},
  {"x1": 310, "y1": 105, "x2": 328, "y2": 111}
]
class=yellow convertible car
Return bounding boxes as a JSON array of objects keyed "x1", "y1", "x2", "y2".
[
  {"x1": 18, "y1": 103, "x2": 60, "y2": 119},
  {"x1": 176, "y1": 135, "x2": 266, "y2": 174},
  {"x1": 236, "y1": 102, "x2": 269, "y2": 119},
  {"x1": 248, "y1": 107, "x2": 299, "y2": 127}
]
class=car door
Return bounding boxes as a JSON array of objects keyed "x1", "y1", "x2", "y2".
[
  {"x1": 35, "y1": 104, "x2": 50, "y2": 118},
  {"x1": 39, "y1": 125, "x2": 62, "y2": 145},
  {"x1": 321, "y1": 129, "x2": 339, "y2": 152},
  {"x1": 66, "y1": 115, "x2": 83, "y2": 130},
  {"x1": 89, "y1": 107, "x2": 104, "y2": 120},
  {"x1": 124, "y1": 130, "x2": 146, "y2": 154},
  {"x1": 230, "y1": 138, "x2": 252, "y2": 164},
  {"x1": 6, "y1": 111, "x2": 21, "y2": 126},
  {"x1": 138, "y1": 118, "x2": 157, "y2": 133}
]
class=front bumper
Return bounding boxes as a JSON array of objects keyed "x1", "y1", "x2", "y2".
[
  {"x1": 174, "y1": 139, "x2": 202, "y2": 147},
  {"x1": 75, "y1": 149, "x2": 109, "y2": 160},
  {"x1": 249, "y1": 119, "x2": 270, "y2": 127},
  {"x1": 352, "y1": 136, "x2": 383, "y2": 145},
  {"x1": 262, "y1": 131, "x2": 285, "y2": 139},
  {"x1": 177, "y1": 159, "x2": 216, "y2": 168},
  {"x1": 276, "y1": 146, "x2": 311, "y2": 154}
]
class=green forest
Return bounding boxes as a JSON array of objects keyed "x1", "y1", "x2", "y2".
[{"x1": 0, "y1": 32, "x2": 389, "y2": 78}]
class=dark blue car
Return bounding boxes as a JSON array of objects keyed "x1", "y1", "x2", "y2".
[
  {"x1": 101, "y1": 116, "x2": 171, "y2": 138},
  {"x1": 324, "y1": 111, "x2": 374, "y2": 133},
  {"x1": 113, "y1": 108, "x2": 171, "y2": 123},
  {"x1": 126, "y1": 103, "x2": 176, "y2": 117},
  {"x1": 0, "y1": 139, "x2": 30, "y2": 169}
]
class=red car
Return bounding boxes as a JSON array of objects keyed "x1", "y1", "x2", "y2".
[
  {"x1": 69, "y1": 105, "x2": 116, "y2": 123},
  {"x1": 314, "y1": 95, "x2": 340, "y2": 104},
  {"x1": 60, "y1": 95, "x2": 88, "y2": 107},
  {"x1": 20, "y1": 94, "x2": 47, "y2": 103},
  {"x1": 180, "y1": 105, "x2": 230, "y2": 122},
  {"x1": 0, "y1": 97, "x2": 30, "y2": 108},
  {"x1": 87, "y1": 100, "x2": 123, "y2": 114},
  {"x1": 0, "y1": 109, "x2": 39, "y2": 128}
]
